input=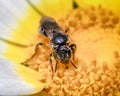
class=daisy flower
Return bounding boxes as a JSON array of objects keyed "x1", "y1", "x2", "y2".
[{"x1": 0, "y1": 0, "x2": 120, "y2": 95}]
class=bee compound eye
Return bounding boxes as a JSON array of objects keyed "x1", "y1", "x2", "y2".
[{"x1": 39, "y1": 27, "x2": 47, "y2": 36}]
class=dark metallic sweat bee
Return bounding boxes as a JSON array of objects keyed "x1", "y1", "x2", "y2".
[
  {"x1": 26, "y1": 0, "x2": 79, "y2": 77},
  {"x1": 39, "y1": 16, "x2": 77, "y2": 73}
]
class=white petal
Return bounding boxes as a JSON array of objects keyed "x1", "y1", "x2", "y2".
[
  {"x1": 0, "y1": 0, "x2": 28, "y2": 39},
  {"x1": 0, "y1": 0, "x2": 27, "y2": 34},
  {"x1": 0, "y1": 0, "x2": 33, "y2": 55},
  {"x1": 0, "y1": 58, "x2": 45, "y2": 95},
  {"x1": 0, "y1": 40, "x2": 6, "y2": 55}
]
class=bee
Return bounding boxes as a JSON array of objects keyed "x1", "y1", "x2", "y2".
[
  {"x1": 26, "y1": 0, "x2": 78, "y2": 77},
  {"x1": 40, "y1": 16, "x2": 77, "y2": 73}
]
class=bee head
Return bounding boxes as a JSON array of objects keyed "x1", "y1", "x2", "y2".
[{"x1": 54, "y1": 45, "x2": 71, "y2": 63}]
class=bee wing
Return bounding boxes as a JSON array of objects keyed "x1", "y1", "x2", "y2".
[{"x1": 0, "y1": 58, "x2": 45, "y2": 95}]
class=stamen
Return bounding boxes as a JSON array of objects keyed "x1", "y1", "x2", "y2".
[{"x1": 22, "y1": 6, "x2": 120, "y2": 95}]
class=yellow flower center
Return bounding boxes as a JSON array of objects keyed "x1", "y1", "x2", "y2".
[{"x1": 23, "y1": 6, "x2": 120, "y2": 95}]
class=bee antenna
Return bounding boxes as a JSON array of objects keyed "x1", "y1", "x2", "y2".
[{"x1": 26, "y1": 0, "x2": 46, "y2": 16}]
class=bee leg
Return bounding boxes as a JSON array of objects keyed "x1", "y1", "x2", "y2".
[
  {"x1": 65, "y1": 28, "x2": 70, "y2": 33},
  {"x1": 29, "y1": 43, "x2": 43, "y2": 60},
  {"x1": 34, "y1": 43, "x2": 43, "y2": 52},
  {"x1": 69, "y1": 44, "x2": 77, "y2": 69},
  {"x1": 55, "y1": 60, "x2": 58, "y2": 72},
  {"x1": 69, "y1": 44, "x2": 76, "y2": 61},
  {"x1": 50, "y1": 53, "x2": 54, "y2": 78},
  {"x1": 65, "y1": 64, "x2": 69, "y2": 69},
  {"x1": 21, "y1": 43, "x2": 43, "y2": 65},
  {"x1": 71, "y1": 59, "x2": 77, "y2": 69}
]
